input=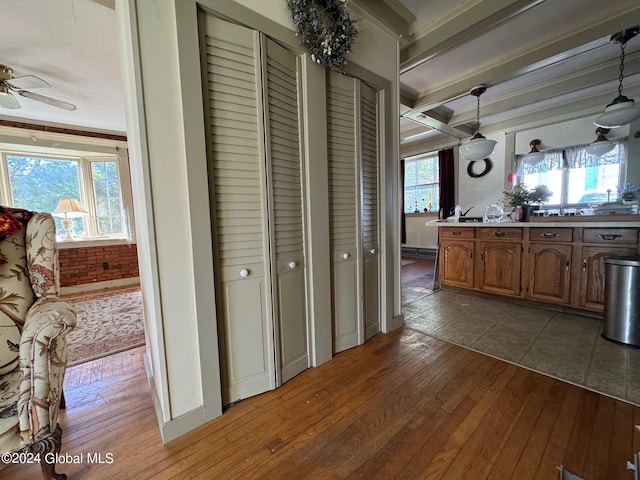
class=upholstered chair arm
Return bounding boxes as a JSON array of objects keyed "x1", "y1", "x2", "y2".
[{"x1": 17, "y1": 296, "x2": 76, "y2": 446}]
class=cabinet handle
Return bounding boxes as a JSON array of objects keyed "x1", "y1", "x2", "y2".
[
  {"x1": 240, "y1": 268, "x2": 250, "y2": 278},
  {"x1": 493, "y1": 231, "x2": 507, "y2": 237},
  {"x1": 540, "y1": 232, "x2": 559, "y2": 238},
  {"x1": 480, "y1": 253, "x2": 485, "y2": 261},
  {"x1": 582, "y1": 258, "x2": 587, "y2": 273},
  {"x1": 452, "y1": 231, "x2": 461, "y2": 236},
  {"x1": 599, "y1": 234, "x2": 622, "y2": 241},
  {"x1": 566, "y1": 260, "x2": 570, "y2": 271},
  {"x1": 289, "y1": 261, "x2": 297, "y2": 269},
  {"x1": 342, "y1": 252, "x2": 350, "y2": 260}
]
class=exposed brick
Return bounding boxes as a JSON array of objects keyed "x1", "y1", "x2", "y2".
[{"x1": 59, "y1": 244, "x2": 139, "y2": 287}]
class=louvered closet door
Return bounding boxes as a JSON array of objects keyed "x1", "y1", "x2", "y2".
[
  {"x1": 360, "y1": 83, "x2": 380, "y2": 340},
  {"x1": 263, "y1": 37, "x2": 309, "y2": 384},
  {"x1": 203, "y1": 16, "x2": 275, "y2": 405},
  {"x1": 327, "y1": 72, "x2": 361, "y2": 353}
]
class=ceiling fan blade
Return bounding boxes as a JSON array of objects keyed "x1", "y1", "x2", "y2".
[
  {"x1": 17, "y1": 90, "x2": 76, "y2": 111},
  {"x1": 0, "y1": 90, "x2": 21, "y2": 109},
  {"x1": 6, "y1": 74, "x2": 51, "y2": 90}
]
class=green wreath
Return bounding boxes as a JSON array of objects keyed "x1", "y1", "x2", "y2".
[{"x1": 286, "y1": 0, "x2": 358, "y2": 71}]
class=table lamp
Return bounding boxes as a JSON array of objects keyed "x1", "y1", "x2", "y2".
[{"x1": 52, "y1": 198, "x2": 88, "y2": 241}]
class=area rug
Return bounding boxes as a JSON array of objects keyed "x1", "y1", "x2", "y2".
[{"x1": 64, "y1": 287, "x2": 145, "y2": 366}]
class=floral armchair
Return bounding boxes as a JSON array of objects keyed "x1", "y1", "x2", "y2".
[{"x1": 0, "y1": 206, "x2": 76, "y2": 480}]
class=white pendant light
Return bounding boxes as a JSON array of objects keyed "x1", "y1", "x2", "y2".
[
  {"x1": 585, "y1": 127, "x2": 615, "y2": 156},
  {"x1": 523, "y1": 139, "x2": 545, "y2": 165},
  {"x1": 459, "y1": 85, "x2": 497, "y2": 161},
  {"x1": 594, "y1": 26, "x2": 640, "y2": 128}
]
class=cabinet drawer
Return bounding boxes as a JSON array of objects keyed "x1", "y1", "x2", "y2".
[
  {"x1": 440, "y1": 227, "x2": 475, "y2": 239},
  {"x1": 582, "y1": 228, "x2": 638, "y2": 244},
  {"x1": 478, "y1": 227, "x2": 522, "y2": 240},
  {"x1": 529, "y1": 228, "x2": 573, "y2": 242}
]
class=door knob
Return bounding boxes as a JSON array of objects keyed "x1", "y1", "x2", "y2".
[
  {"x1": 239, "y1": 269, "x2": 250, "y2": 278},
  {"x1": 289, "y1": 261, "x2": 297, "y2": 269},
  {"x1": 370, "y1": 248, "x2": 376, "y2": 255},
  {"x1": 343, "y1": 252, "x2": 350, "y2": 260}
]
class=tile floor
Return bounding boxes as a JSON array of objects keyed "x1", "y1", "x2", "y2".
[{"x1": 402, "y1": 262, "x2": 640, "y2": 406}]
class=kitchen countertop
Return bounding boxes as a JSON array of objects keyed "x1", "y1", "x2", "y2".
[{"x1": 426, "y1": 218, "x2": 640, "y2": 228}]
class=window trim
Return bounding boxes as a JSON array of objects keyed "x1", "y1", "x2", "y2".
[{"x1": 0, "y1": 135, "x2": 134, "y2": 244}]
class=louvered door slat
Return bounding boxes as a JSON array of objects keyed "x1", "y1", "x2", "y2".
[
  {"x1": 204, "y1": 15, "x2": 274, "y2": 406},
  {"x1": 263, "y1": 37, "x2": 308, "y2": 384}
]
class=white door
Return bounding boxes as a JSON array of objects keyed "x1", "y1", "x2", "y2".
[
  {"x1": 327, "y1": 72, "x2": 361, "y2": 353},
  {"x1": 262, "y1": 37, "x2": 309, "y2": 384},
  {"x1": 203, "y1": 16, "x2": 275, "y2": 405},
  {"x1": 360, "y1": 83, "x2": 380, "y2": 341}
]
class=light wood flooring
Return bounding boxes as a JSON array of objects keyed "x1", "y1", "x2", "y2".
[{"x1": 3, "y1": 328, "x2": 640, "y2": 479}]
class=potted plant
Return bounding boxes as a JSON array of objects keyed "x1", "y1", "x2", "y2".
[{"x1": 500, "y1": 183, "x2": 552, "y2": 221}]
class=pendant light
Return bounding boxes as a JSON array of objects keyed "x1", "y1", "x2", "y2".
[
  {"x1": 585, "y1": 127, "x2": 615, "y2": 156},
  {"x1": 594, "y1": 26, "x2": 640, "y2": 128},
  {"x1": 459, "y1": 85, "x2": 497, "y2": 161},
  {"x1": 523, "y1": 139, "x2": 545, "y2": 165}
]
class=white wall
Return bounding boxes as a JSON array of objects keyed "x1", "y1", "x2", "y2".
[
  {"x1": 118, "y1": 0, "x2": 400, "y2": 442},
  {"x1": 404, "y1": 214, "x2": 438, "y2": 248}
]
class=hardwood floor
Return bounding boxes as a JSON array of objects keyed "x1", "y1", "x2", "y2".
[{"x1": 3, "y1": 329, "x2": 638, "y2": 479}]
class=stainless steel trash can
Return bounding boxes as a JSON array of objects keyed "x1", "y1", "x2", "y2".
[{"x1": 603, "y1": 256, "x2": 640, "y2": 347}]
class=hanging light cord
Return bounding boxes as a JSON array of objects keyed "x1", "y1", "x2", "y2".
[
  {"x1": 617, "y1": 40, "x2": 627, "y2": 97},
  {"x1": 475, "y1": 95, "x2": 481, "y2": 135}
]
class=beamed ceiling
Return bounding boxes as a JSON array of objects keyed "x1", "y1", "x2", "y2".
[{"x1": 0, "y1": 0, "x2": 638, "y2": 147}]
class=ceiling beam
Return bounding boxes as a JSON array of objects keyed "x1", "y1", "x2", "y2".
[
  {"x1": 400, "y1": 0, "x2": 545, "y2": 73},
  {"x1": 351, "y1": 0, "x2": 412, "y2": 41},
  {"x1": 410, "y1": 5, "x2": 640, "y2": 113},
  {"x1": 449, "y1": 53, "x2": 640, "y2": 126}
]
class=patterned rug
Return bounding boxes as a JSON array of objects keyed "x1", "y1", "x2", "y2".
[{"x1": 64, "y1": 287, "x2": 145, "y2": 366}]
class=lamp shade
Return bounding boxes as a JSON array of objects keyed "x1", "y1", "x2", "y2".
[
  {"x1": 459, "y1": 134, "x2": 497, "y2": 161},
  {"x1": 522, "y1": 139, "x2": 545, "y2": 165},
  {"x1": 594, "y1": 97, "x2": 640, "y2": 128},
  {"x1": 52, "y1": 198, "x2": 89, "y2": 218},
  {"x1": 586, "y1": 127, "x2": 615, "y2": 156}
]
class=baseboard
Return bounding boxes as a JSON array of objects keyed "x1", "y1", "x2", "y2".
[
  {"x1": 144, "y1": 350, "x2": 221, "y2": 444},
  {"x1": 401, "y1": 246, "x2": 437, "y2": 258},
  {"x1": 60, "y1": 276, "x2": 140, "y2": 295}
]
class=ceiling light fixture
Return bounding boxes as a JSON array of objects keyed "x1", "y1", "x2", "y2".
[
  {"x1": 459, "y1": 85, "x2": 497, "y2": 161},
  {"x1": 585, "y1": 127, "x2": 615, "y2": 156},
  {"x1": 594, "y1": 26, "x2": 640, "y2": 128},
  {"x1": 522, "y1": 139, "x2": 545, "y2": 165}
]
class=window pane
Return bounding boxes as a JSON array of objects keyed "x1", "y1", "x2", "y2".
[
  {"x1": 7, "y1": 156, "x2": 85, "y2": 235},
  {"x1": 417, "y1": 157, "x2": 437, "y2": 184},
  {"x1": 521, "y1": 170, "x2": 562, "y2": 205},
  {"x1": 567, "y1": 164, "x2": 619, "y2": 204},
  {"x1": 404, "y1": 160, "x2": 417, "y2": 187},
  {"x1": 91, "y1": 161, "x2": 124, "y2": 235}
]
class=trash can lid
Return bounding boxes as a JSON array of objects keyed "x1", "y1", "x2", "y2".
[{"x1": 605, "y1": 255, "x2": 640, "y2": 267}]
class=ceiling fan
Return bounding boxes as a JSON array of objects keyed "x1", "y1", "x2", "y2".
[{"x1": 0, "y1": 64, "x2": 76, "y2": 111}]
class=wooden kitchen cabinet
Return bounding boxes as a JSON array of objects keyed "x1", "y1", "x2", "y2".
[
  {"x1": 527, "y1": 243, "x2": 572, "y2": 304},
  {"x1": 476, "y1": 241, "x2": 522, "y2": 296},
  {"x1": 579, "y1": 245, "x2": 638, "y2": 310},
  {"x1": 438, "y1": 224, "x2": 639, "y2": 313},
  {"x1": 440, "y1": 239, "x2": 474, "y2": 288}
]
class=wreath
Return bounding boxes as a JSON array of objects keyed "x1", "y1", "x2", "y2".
[{"x1": 286, "y1": 0, "x2": 358, "y2": 71}]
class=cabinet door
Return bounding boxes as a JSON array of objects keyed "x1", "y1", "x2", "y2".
[
  {"x1": 327, "y1": 72, "x2": 360, "y2": 353},
  {"x1": 440, "y1": 240, "x2": 474, "y2": 288},
  {"x1": 203, "y1": 17, "x2": 275, "y2": 404},
  {"x1": 476, "y1": 241, "x2": 521, "y2": 296},
  {"x1": 528, "y1": 244, "x2": 572, "y2": 304},
  {"x1": 263, "y1": 37, "x2": 308, "y2": 384},
  {"x1": 579, "y1": 245, "x2": 637, "y2": 311},
  {"x1": 360, "y1": 82, "x2": 380, "y2": 341}
]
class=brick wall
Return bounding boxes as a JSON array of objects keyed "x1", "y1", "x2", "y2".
[{"x1": 59, "y1": 244, "x2": 139, "y2": 287}]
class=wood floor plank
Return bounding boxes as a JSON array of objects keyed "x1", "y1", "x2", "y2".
[{"x1": 4, "y1": 328, "x2": 640, "y2": 480}]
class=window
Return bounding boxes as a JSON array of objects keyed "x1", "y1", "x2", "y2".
[
  {"x1": 519, "y1": 141, "x2": 627, "y2": 207},
  {"x1": 1, "y1": 148, "x2": 130, "y2": 241},
  {"x1": 404, "y1": 153, "x2": 439, "y2": 213}
]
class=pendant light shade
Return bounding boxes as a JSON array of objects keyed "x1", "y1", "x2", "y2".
[
  {"x1": 522, "y1": 139, "x2": 545, "y2": 165},
  {"x1": 585, "y1": 128, "x2": 615, "y2": 156},
  {"x1": 459, "y1": 85, "x2": 497, "y2": 161},
  {"x1": 594, "y1": 26, "x2": 640, "y2": 128}
]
